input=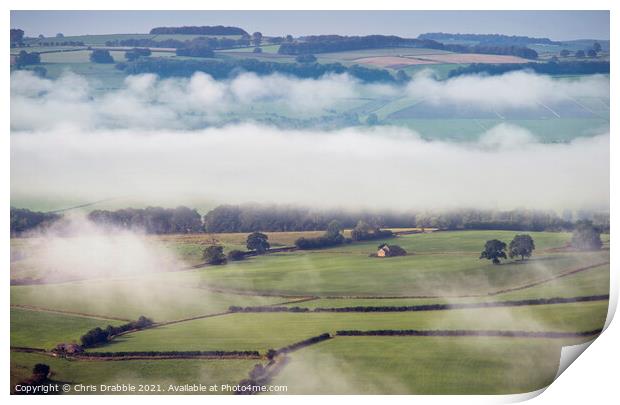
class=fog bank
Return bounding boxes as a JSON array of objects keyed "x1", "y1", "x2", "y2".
[{"x1": 11, "y1": 124, "x2": 609, "y2": 211}]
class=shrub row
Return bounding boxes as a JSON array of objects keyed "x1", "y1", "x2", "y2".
[
  {"x1": 80, "y1": 350, "x2": 260, "y2": 358},
  {"x1": 80, "y1": 316, "x2": 153, "y2": 348},
  {"x1": 230, "y1": 295, "x2": 609, "y2": 313},
  {"x1": 229, "y1": 306, "x2": 310, "y2": 312},
  {"x1": 269, "y1": 333, "x2": 332, "y2": 358},
  {"x1": 336, "y1": 329, "x2": 603, "y2": 338}
]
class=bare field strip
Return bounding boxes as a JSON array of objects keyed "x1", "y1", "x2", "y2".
[
  {"x1": 354, "y1": 56, "x2": 438, "y2": 67},
  {"x1": 417, "y1": 53, "x2": 530, "y2": 64}
]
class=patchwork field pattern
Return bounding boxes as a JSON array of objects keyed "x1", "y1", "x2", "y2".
[{"x1": 10, "y1": 230, "x2": 610, "y2": 394}]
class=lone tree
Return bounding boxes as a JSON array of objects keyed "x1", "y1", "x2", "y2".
[
  {"x1": 246, "y1": 232, "x2": 270, "y2": 254},
  {"x1": 480, "y1": 239, "x2": 507, "y2": 264},
  {"x1": 508, "y1": 234, "x2": 535, "y2": 260},
  {"x1": 203, "y1": 245, "x2": 227, "y2": 265},
  {"x1": 32, "y1": 364, "x2": 50, "y2": 383},
  {"x1": 252, "y1": 32, "x2": 263, "y2": 46},
  {"x1": 571, "y1": 220, "x2": 602, "y2": 251},
  {"x1": 592, "y1": 42, "x2": 602, "y2": 52}
]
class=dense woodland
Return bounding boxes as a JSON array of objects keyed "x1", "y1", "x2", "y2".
[
  {"x1": 448, "y1": 61, "x2": 610, "y2": 77},
  {"x1": 10, "y1": 204, "x2": 610, "y2": 236}
]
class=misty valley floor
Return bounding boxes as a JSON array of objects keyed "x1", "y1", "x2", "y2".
[{"x1": 10, "y1": 230, "x2": 610, "y2": 394}]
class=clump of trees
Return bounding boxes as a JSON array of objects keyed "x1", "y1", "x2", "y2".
[
  {"x1": 15, "y1": 51, "x2": 41, "y2": 66},
  {"x1": 350, "y1": 221, "x2": 394, "y2": 241},
  {"x1": 175, "y1": 43, "x2": 215, "y2": 58},
  {"x1": 479, "y1": 239, "x2": 508, "y2": 264},
  {"x1": 508, "y1": 234, "x2": 535, "y2": 260},
  {"x1": 246, "y1": 232, "x2": 270, "y2": 254},
  {"x1": 295, "y1": 220, "x2": 347, "y2": 250},
  {"x1": 10, "y1": 28, "x2": 25, "y2": 47},
  {"x1": 571, "y1": 220, "x2": 603, "y2": 251},
  {"x1": 203, "y1": 245, "x2": 227, "y2": 265},
  {"x1": 125, "y1": 48, "x2": 151, "y2": 61},
  {"x1": 90, "y1": 49, "x2": 114, "y2": 63},
  {"x1": 480, "y1": 234, "x2": 538, "y2": 264},
  {"x1": 80, "y1": 316, "x2": 153, "y2": 348}
]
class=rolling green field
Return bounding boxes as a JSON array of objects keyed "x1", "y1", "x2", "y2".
[
  {"x1": 88, "y1": 301, "x2": 607, "y2": 353},
  {"x1": 10, "y1": 308, "x2": 123, "y2": 349},
  {"x1": 10, "y1": 229, "x2": 610, "y2": 394},
  {"x1": 11, "y1": 280, "x2": 286, "y2": 322},
  {"x1": 272, "y1": 336, "x2": 590, "y2": 394}
]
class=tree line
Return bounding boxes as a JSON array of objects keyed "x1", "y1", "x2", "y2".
[
  {"x1": 278, "y1": 34, "x2": 538, "y2": 59},
  {"x1": 104, "y1": 36, "x2": 251, "y2": 50},
  {"x1": 117, "y1": 57, "x2": 398, "y2": 83},
  {"x1": 335, "y1": 329, "x2": 602, "y2": 337},
  {"x1": 80, "y1": 350, "x2": 260, "y2": 358},
  {"x1": 149, "y1": 25, "x2": 249, "y2": 36},
  {"x1": 228, "y1": 295, "x2": 608, "y2": 313},
  {"x1": 10, "y1": 207, "x2": 60, "y2": 236},
  {"x1": 88, "y1": 206, "x2": 204, "y2": 234},
  {"x1": 448, "y1": 61, "x2": 610, "y2": 77},
  {"x1": 418, "y1": 32, "x2": 561, "y2": 46},
  {"x1": 10, "y1": 205, "x2": 609, "y2": 236},
  {"x1": 79, "y1": 316, "x2": 153, "y2": 348}
]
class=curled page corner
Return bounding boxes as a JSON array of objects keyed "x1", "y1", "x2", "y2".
[{"x1": 555, "y1": 339, "x2": 595, "y2": 380}]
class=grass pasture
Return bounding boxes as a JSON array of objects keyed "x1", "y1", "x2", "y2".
[
  {"x1": 10, "y1": 308, "x2": 124, "y2": 349},
  {"x1": 11, "y1": 278, "x2": 287, "y2": 322},
  {"x1": 272, "y1": 336, "x2": 589, "y2": 394},
  {"x1": 9, "y1": 229, "x2": 610, "y2": 394},
  {"x1": 90, "y1": 301, "x2": 607, "y2": 353}
]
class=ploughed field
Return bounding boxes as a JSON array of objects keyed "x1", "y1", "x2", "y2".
[{"x1": 10, "y1": 230, "x2": 610, "y2": 394}]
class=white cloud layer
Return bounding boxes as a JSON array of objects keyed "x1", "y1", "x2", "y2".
[
  {"x1": 10, "y1": 70, "x2": 609, "y2": 131},
  {"x1": 11, "y1": 124, "x2": 609, "y2": 211}
]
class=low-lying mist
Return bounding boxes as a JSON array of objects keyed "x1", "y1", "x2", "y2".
[
  {"x1": 11, "y1": 123, "x2": 609, "y2": 211},
  {"x1": 14, "y1": 214, "x2": 181, "y2": 281},
  {"x1": 10, "y1": 70, "x2": 609, "y2": 131},
  {"x1": 10, "y1": 69, "x2": 609, "y2": 211}
]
